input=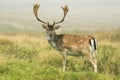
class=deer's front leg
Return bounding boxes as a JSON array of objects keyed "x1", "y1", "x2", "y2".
[{"x1": 61, "y1": 52, "x2": 67, "y2": 72}]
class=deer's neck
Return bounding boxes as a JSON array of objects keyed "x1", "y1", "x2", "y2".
[{"x1": 46, "y1": 34, "x2": 57, "y2": 48}]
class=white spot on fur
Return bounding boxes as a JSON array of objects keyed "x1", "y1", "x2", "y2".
[
  {"x1": 90, "y1": 39, "x2": 96, "y2": 58},
  {"x1": 91, "y1": 39, "x2": 94, "y2": 49}
]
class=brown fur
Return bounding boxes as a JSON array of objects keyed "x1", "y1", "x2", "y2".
[{"x1": 54, "y1": 34, "x2": 95, "y2": 56}]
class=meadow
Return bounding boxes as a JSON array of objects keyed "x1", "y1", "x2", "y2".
[{"x1": 0, "y1": 25, "x2": 120, "y2": 80}]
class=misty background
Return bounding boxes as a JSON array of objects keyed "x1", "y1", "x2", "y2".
[{"x1": 0, "y1": 0, "x2": 120, "y2": 31}]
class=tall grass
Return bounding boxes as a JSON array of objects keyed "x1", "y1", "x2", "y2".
[{"x1": 0, "y1": 30, "x2": 120, "y2": 80}]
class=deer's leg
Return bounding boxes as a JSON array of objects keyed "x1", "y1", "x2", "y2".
[
  {"x1": 87, "y1": 45, "x2": 97, "y2": 73},
  {"x1": 87, "y1": 56, "x2": 97, "y2": 73},
  {"x1": 61, "y1": 52, "x2": 67, "y2": 72}
]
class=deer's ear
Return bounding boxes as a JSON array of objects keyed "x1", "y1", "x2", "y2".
[
  {"x1": 42, "y1": 24, "x2": 48, "y2": 29},
  {"x1": 54, "y1": 25, "x2": 61, "y2": 29}
]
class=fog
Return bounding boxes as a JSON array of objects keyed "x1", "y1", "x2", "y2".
[{"x1": 0, "y1": 0, "x2": 120, "y2": 30}]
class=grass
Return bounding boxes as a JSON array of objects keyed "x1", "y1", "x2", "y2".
[{"x1": 0, "y1": 29, "x2": 120, "y2": 80}]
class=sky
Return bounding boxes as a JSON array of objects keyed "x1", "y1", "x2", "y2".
[{"x1": 0, "y1": 0, "x2": 120, "y2": 30}]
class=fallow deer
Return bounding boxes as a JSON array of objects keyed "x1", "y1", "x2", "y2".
[{"x1": 33, "y1": 3, "x2": 97, "y2": 73}]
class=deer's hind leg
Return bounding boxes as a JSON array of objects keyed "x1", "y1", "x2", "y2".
[
  {"x1": 87, "y1": 56, "x2": 97, "y2": 73},
  {"x1": 83, "y1": 48, "x2": 97, "y2": 73}
]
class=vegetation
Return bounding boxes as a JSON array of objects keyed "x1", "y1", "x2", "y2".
[{"x1": 0, "y1": 23, "x2": 120, "y2": 80}]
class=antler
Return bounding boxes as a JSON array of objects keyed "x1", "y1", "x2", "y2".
[
  {"x1": 33, "y1": 3, "x2": 47, "y2": 24},
  {"x1": 53, "y1": 5, "x2": 69, "y2": 25}
]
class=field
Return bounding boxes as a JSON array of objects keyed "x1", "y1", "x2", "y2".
[{"x1": 0, "y1": 24, "x2": 120, "y2": 80}]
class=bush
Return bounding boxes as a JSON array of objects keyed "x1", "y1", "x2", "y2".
[
  {"x1": 0, "y1": 43, "x2": 39, "y2": 61},
  {"x1": 0, "y1": 38, "x2": 14, "y2": 46}
]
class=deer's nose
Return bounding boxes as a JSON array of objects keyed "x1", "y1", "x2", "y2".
[
  {"x1": 50, "y1": 34, "x2": 53, "y2": 37},
  {"x1": 49, "y1": 33, "x2": 54, "y2": 36}
]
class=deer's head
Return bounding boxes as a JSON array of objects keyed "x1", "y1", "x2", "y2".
[{"x1": 33, "y1": 3, "x2": 68, "y2": 39}]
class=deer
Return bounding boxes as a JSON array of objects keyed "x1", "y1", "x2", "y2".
[{"x1": 33, "y1": 3, "x2": 97, "y2": 73}]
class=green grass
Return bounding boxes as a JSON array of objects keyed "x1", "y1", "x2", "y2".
[{"x1": 0, "y1": 29, "x2": 120, "y2": 80}]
